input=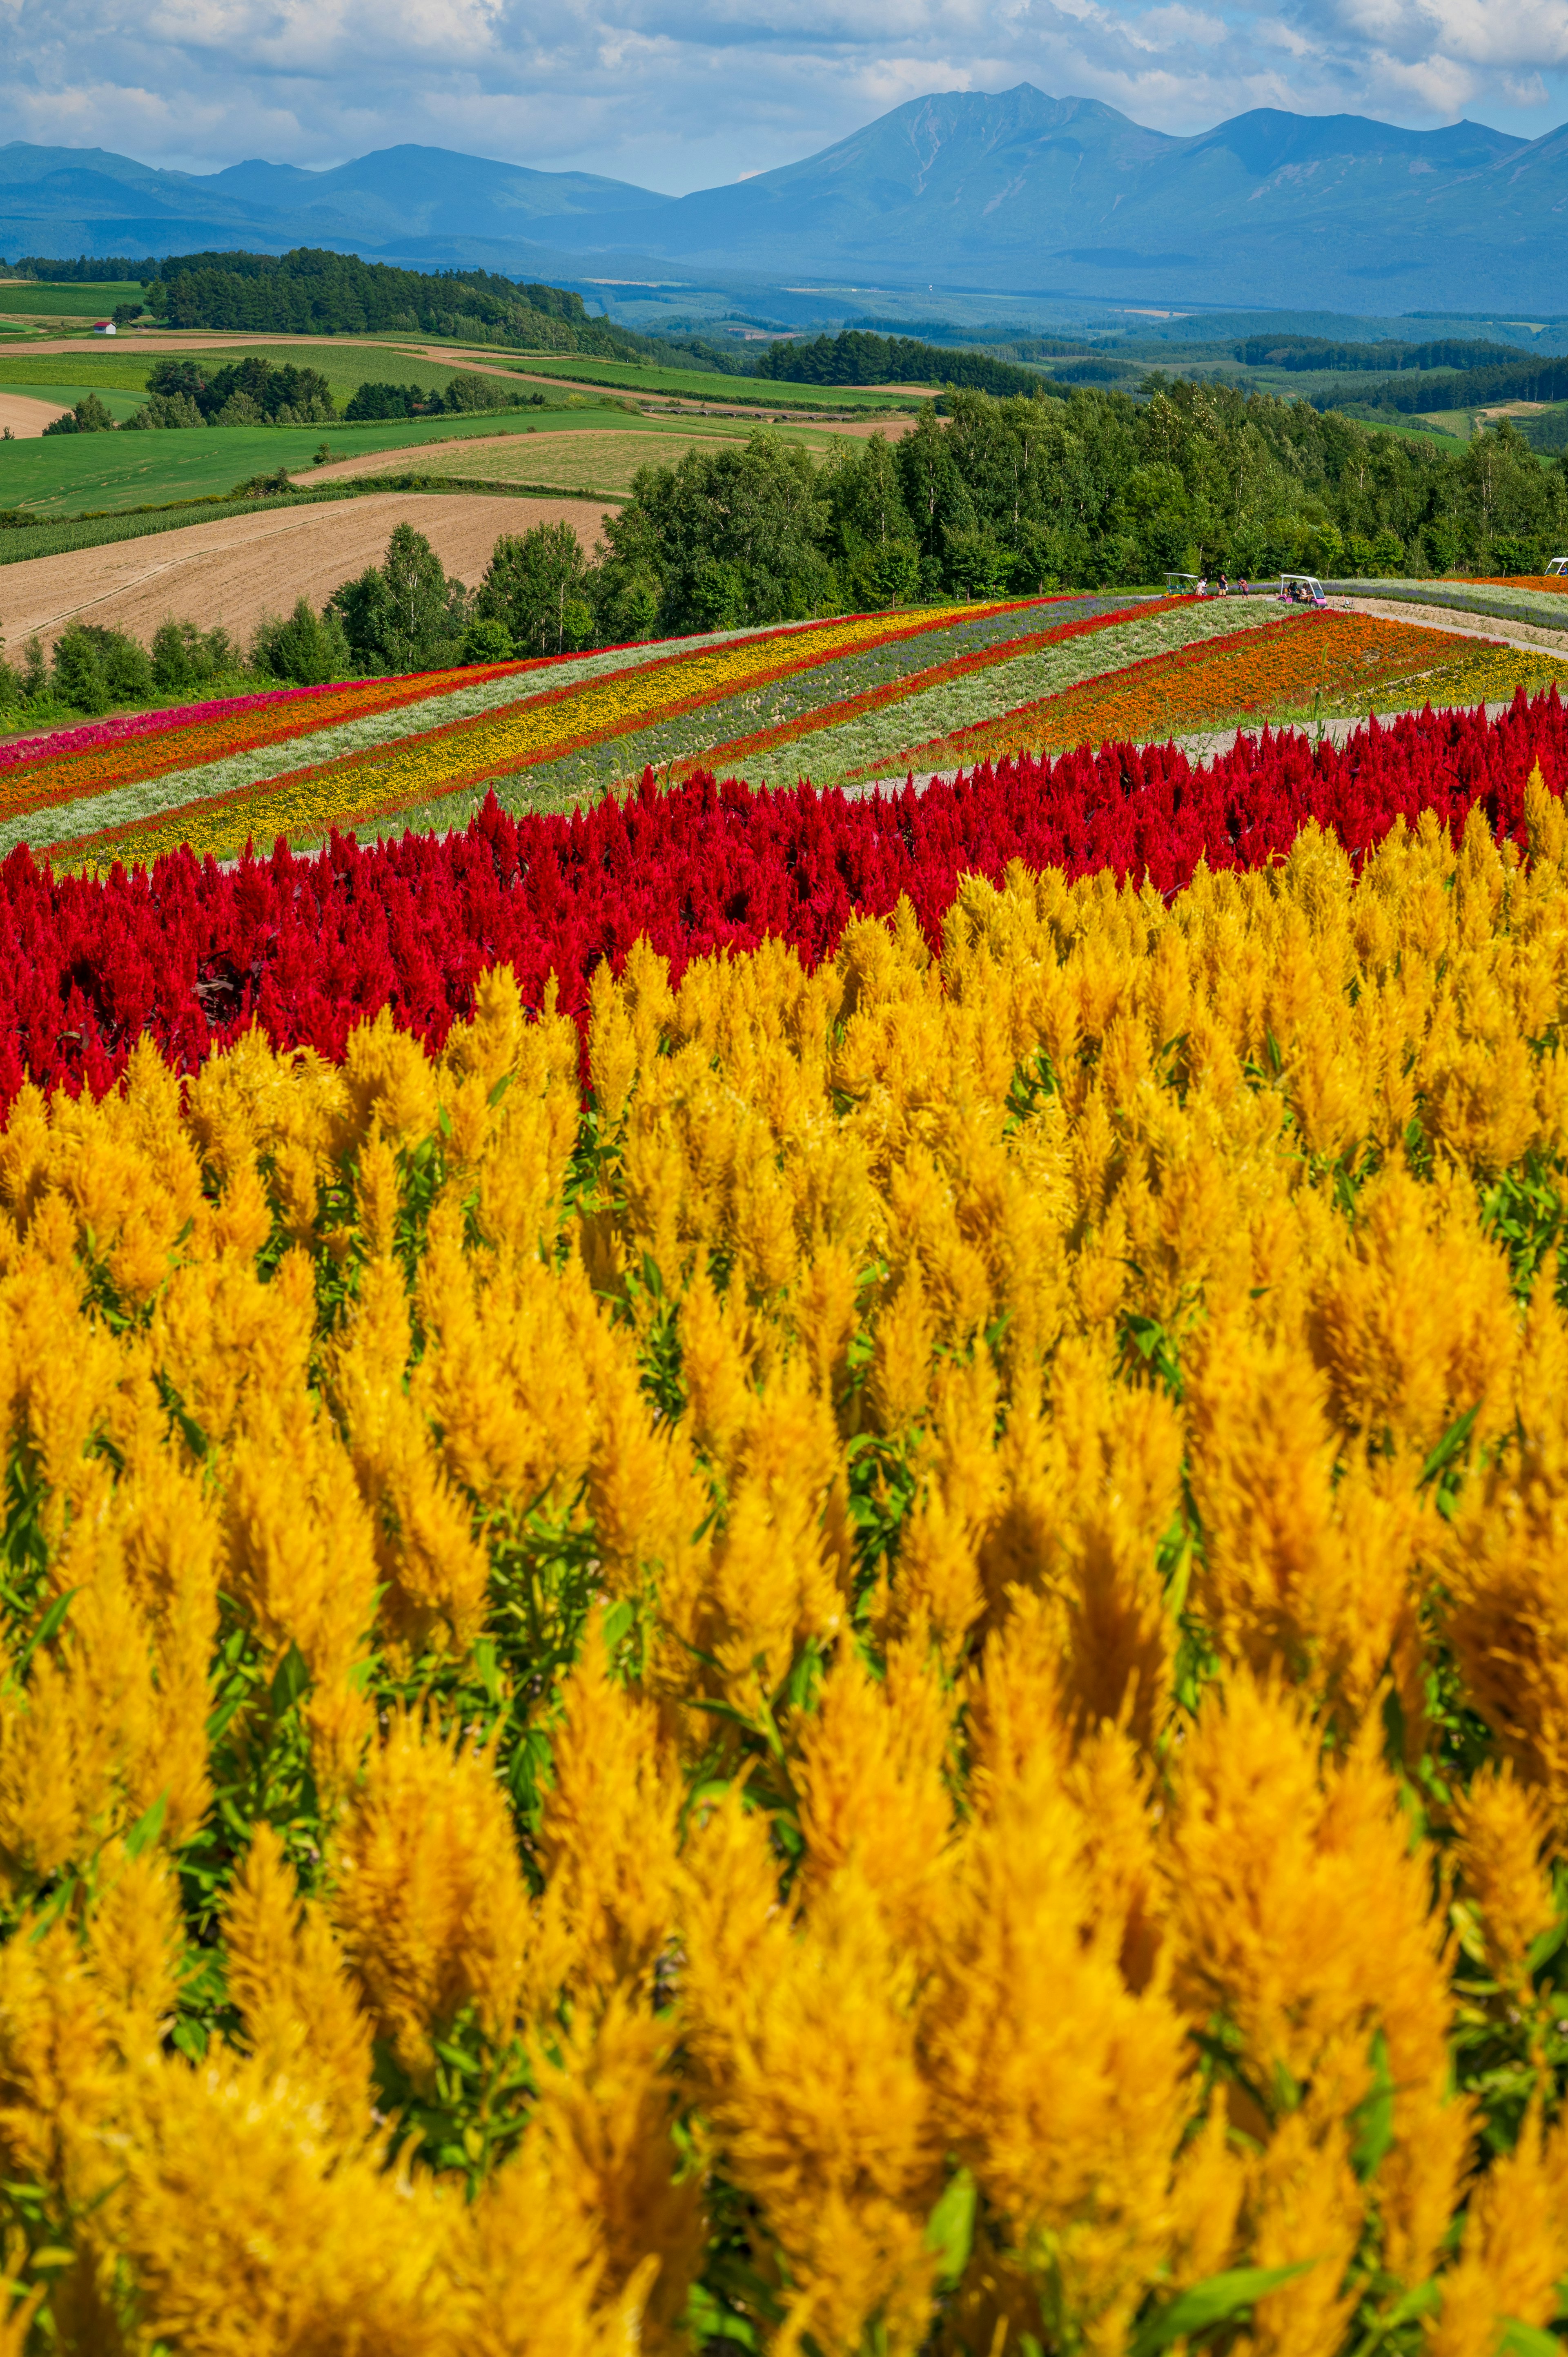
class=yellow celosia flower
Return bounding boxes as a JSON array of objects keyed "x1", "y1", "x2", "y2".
[
  {"x1": 330, "y1": 1713, "x2": 533, "y2": 2078},
  {"x1": 1452, "y1": 1763, "x2": 1559, "y2": 1988},
  {"x1": 4, "y1": 800, "x2": 1568, "y2": 2343}
]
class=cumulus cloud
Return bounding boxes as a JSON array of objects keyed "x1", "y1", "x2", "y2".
[{"x1": 1, "y1": 0, "x2": 1565, "y2": 190}]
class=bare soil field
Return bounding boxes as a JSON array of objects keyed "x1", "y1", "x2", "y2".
[
  {"x1": 0, "y1": 391, "x2": 69, "y2": 439},
  {"x1": 0, "y1": 490, "x2": 613, "y2": 654}
]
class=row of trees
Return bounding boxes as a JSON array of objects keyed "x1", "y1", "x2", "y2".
[
  {"x1": 134, "y1": 248, "x2": 648, "y2": 359},
  {"x1": 41, "y1": 359, "x2": 534, "y2": 434},
  {"x1": 753, "y1": 328, "x2": 1055, "y2": 398},
  {"x1": 570, "y1": 385, "x2": 1568, "y2": 636},
  {"x1": 341, "y1": 376, "x2": 536, "y2": 422},
  {"x1": 8, "y1": 379, "x2": 1566, "y2": 724},
  {"x1": 221, "y1": 384, "x2": 1568, "y2": 677}
]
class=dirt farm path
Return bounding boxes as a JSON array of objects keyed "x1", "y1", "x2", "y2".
[
  {"x1": 0, "y1": 490, "x2": 614, "y2": 653},
  {"x1": 1327, "y1": 593, "x2": 1568, "y2": 658}
]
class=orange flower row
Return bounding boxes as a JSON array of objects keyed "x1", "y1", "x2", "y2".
[{"x1": 889, "y1": 611, "x2": 1486, "y2": 772}]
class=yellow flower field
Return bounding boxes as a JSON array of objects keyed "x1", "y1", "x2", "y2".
[{"x1": 4, "y1": 778, "x2": 1568, "y2": 2351}]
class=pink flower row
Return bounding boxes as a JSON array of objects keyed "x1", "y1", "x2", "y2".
[{"x1": 0, "y1": 676, "x2": 382, "y2": 774}]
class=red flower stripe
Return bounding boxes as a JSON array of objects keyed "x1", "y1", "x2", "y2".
[
  {"x1": 0, "y1": 685, "x2": 1561, "y2": 1109},
  {"x1": 21, "y1": 598, "x2": 1037, "y2": 839},
  {"x1": 675, "y1": 596, "x2": 1188, "y2": 780},
  {"x1": 1, "y1": 661, "x2": 527, "y2": 816},
  {"x1": 0, "y1": 677, "x2": 381, "y2": 772},
  {"x1": 50, "y1": 602, "x2": 1039, "y2": 863}
]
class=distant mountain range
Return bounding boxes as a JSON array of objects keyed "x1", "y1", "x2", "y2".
[{"x1": 3, "y1": 83, "x2": 1566, "y2": 312}]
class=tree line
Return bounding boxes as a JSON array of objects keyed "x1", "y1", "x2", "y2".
[
  {"x1": 38, "y1": 357, "x2": 531, "y2": 433},
  {"x1": 753, "y1": 329, "x2": 1056, "y2": 398},
  {"x1": 7, "y1": 378, "x2": 1565, "y2": 727},
  {"x1": 128, "y1": 248, "x2": 650, "y2": 358},
  {"x1": 578, "y1": 381, "x2": 1568, "y2": 633},
  {"x1": 1233, "y1": 334, "x2": 1524, "y2": 375},
  {"x1": 1355, "y1": 351, "x2": 1568, "y2": 416}
]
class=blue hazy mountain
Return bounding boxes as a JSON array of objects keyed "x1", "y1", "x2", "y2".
[
  {"x1": 0, "y1": 84, "x2": 1562, "y2": 310},
  {"x1": 0, "y1": 140, "x2": 674, "y2": 270}
]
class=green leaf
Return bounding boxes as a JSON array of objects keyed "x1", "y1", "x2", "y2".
[
  {"x1": 1419, "y1": 1403, "x2": 1480, "y2": 1490},
  {"x1": 471, "y1": 1639, "x2": 505, "y2": 1707},
  {"x1": 486, "y1": 1072, "x2": 514, "y2": 1108},
  {"x1": 14, "y1": 1585, "x2": 77, "y2": 1681},
  {"x1": 924, "y1": 2167, "x2": 976, "y2": 2290},
  {"x1": 683, "y1": 2284, "x2": 758, "y2": 2353},
  {"x1": 1526, "y1": 1917, "x2": 1568, "y2": 1977},
  {"x1": 124, "y1": 1791, "x2": 167, "y2": 1860},
  {"x1": 1499, "y1": 2322, "x2": 1564, "y2": 2357},
  {"x1": 1351, "y1": 2028, "x2": 1396, "y2": 2182},
  {"x1": 1130, "y1": 2262, "x2": 1319, "y2": 2357},
  {"x1": 269, "y1": 1641, "x2": 312, "y2": 1714}
]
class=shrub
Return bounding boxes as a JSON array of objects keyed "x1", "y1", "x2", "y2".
[
  {"x1": 251, "y1": 597, "x2": 355, "y2": 686},
  {"x1": 460, "y1": 615, "x2": 515, "y2": 665},
  {"x1": 443, "y1": 369, "x2": 512, "y2": 413},
  {"x1": 123, "y1": 390, "x2": 207, "y2": 430},
  {"x1": 42, "y1": 393, "x2": 118, "y2": 437},
  {"x1": 150, "y1": 618, "x2": 245, "y2": 693},
  {"x1": 50, "y1": 624, "x2": 153, "y2": 712}
]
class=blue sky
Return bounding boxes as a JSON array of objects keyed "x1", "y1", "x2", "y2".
[{"x1": 2, "y1": 0, "x2": 1566, "y2": 188}]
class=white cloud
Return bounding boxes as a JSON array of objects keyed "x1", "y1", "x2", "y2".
[{"x1": 1, "y1": 0, "x2": 1565, "y2": 191}]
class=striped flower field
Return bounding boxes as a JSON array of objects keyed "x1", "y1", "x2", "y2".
[
  {"x1": 5, "y1": 586, "x2": 1568, "y2": 875},
  {"x1": 7, "y1": 506, "x2": 1568, "y2": 2356}
]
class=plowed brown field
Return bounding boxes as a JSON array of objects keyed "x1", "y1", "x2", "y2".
[
  {"x1": 0, "y1": 490, "x2": 612, "y2": 653},
  {"x1": 0, "y1": 391, "x2": 69, "y2": 439}
]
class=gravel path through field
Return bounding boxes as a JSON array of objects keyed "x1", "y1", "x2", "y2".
[
  {"x1": 0, "y1": 489, "x2": 614, "y2": 653},
  {"x1": 1325, "y1": 593, "x2": 1568, "y2": 656}
]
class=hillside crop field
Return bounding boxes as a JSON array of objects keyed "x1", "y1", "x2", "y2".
[
  {"x1": 304, "y1": 415, "x2": 884, "y2": 497},
  {"x1": 0, "y1": 408, "x2": 627, "y2": 516},
  {"x1": 0, "y1": 280, "x2": 147, "y2": 317},
  {"x1": 0, "y1": 377, "x2": 145, "y2": 429},
  {"x1": 0, "y1": 489, "x2": 617, "y2": 658},
  {"x1": 489, "y1": 349, "x2": 924, "y2": 410},
  {"x1": 4, "y1": 650, "x2": 1568, "y2": 2349}
]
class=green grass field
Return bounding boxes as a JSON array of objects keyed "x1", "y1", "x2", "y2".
[
  {"x1": 0, "y1": 396, "x2": 858, "y2": 517},
  {"x1": 0, "y1": 351, "x2": 157, "y2": 393},
  {"x1": 0, "y1": 381, "x2": 146, "y2": 424},
  {"x1": 0, "y1": 343, "x2": 583, "y2": 404},
  {"x1": 488, "y1": 351, "x2": 924, "y2": 412},
  {"x1": 0, "y1": 282, "x2": 149, "y2": 317},
  {"x1": 0, "y1": 339, "x2": 922, "y2": 415},
  {"x1": 0, "y1": 408, "x2": 621, "y2": 514},
  {"x1": 1415, "y1": 408, "x2": 1477, "y2": 441}
]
